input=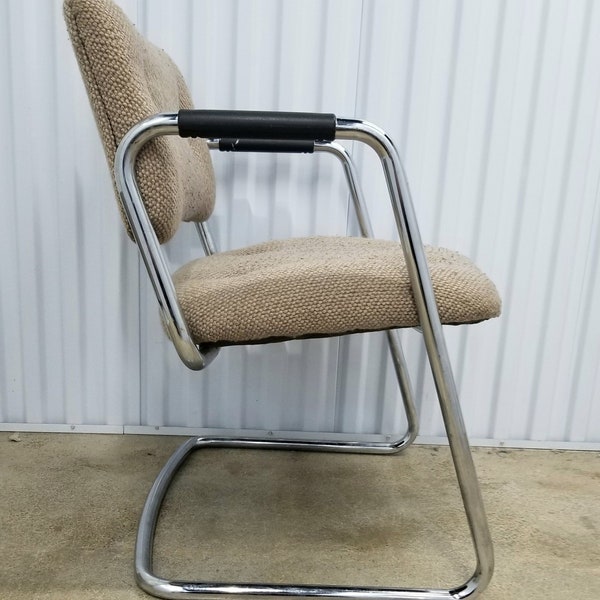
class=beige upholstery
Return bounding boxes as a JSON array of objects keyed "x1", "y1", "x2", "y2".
[
  {"x1": 66, "y1": 0, "x2": 501, "y2": 348},
  {"x1": 64, "y1": 0, "x2": 215, "y2": 244},
  {"x1": 173, "y1": 237, "x2": 501, "y2": 346}
]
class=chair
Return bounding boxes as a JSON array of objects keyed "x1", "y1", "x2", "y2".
[{"x1": 64, "y1": 0, "x2": 501, "y2": 598}]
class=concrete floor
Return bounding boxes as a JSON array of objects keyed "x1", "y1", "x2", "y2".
[{"x1": 0, "y1": 433, "x2": 598, "y2": 599}]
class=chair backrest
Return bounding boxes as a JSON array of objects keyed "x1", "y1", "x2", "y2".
[{"x1": 64, "y1": 0, "x2": 215, "y2": 244}]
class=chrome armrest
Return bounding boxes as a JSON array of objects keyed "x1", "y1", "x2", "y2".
[
  {"x1": 113, "y1": 113, "x2": 437, "y2": 371},
  {"x1": 115, "y1": 113, "x2": 438, "y2": 376}
]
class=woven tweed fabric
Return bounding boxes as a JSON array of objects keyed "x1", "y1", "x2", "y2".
[
  {"x1": 64, "y1": 0, "x2": 215, "y2": 244},
  {"x1": 173, "y1": 236, "x2": 502, "y2": 346}
]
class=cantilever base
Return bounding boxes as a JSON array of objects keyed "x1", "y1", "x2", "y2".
[{"x1": 134, "y1": 435, "x2": 490, "y2": 600}]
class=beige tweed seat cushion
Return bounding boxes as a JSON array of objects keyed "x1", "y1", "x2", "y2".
[{"x1": 173, "y1": 236, "x2": 501, "y2": 346}]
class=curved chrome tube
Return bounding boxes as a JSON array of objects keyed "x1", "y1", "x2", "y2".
[
  {"x1": 136, "y1": 436, "x2": 490, "y2": 600},
  {"x1": 335, "y1": 119, "x2": 494, "y2": 596},
  {"x1": 114, "y1": 114, "x2": 218, "y2": 370}
]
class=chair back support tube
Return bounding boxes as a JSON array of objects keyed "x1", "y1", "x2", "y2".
[
  {"x1": 114, "y1": 113, "x2": 219, "y2": 371},
  {"x1": 178, "y1": 109, "x2": 336, "y2": 141}
]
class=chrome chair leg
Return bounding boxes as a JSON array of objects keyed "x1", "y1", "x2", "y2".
[
  {"x1": 135, "y1": 427, "x2": 491, "y2": 600},
  {"x1": 385, "y1": 329, "x2": 418, "y2": 450},
  {"x1": 135, "y1": 313, "x2": 422, "y2": 598}
]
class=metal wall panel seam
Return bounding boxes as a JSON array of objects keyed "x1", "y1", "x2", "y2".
[
  {"x1": 0, "y1": 1, "x2": 25, "y2": 424},
  {"x1": 487, "y1": 0, "x2": 550, "y2": 441}
]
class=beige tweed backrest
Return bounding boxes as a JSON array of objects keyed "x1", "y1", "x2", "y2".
[{"x1": 64, "y1": 0, "x2": 216, "y2": 244}]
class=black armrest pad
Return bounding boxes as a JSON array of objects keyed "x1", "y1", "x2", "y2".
[{"x1": 178, "y1": 109, "x2": 336, "y2": 142}]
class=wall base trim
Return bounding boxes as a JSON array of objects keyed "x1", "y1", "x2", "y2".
[{"x1": 1, "y1": 423, "x2": 598, "y2": 451}]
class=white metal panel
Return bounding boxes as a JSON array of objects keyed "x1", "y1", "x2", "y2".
[
  {"x1": 1, "y1": 0, "x2": 599, "y2": 445},
  {"x1": 348, "y1": 0, "x2": 600, "y2": 442},
  {"x1": 0, "y1": 0, "x2": 140, "y2": 427}
]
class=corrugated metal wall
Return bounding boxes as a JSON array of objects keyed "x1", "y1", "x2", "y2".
[{"x1": 1, "y1": 0, "x2": 599, "y2": 446}]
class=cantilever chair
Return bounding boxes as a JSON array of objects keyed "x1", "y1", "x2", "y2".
[{"x1": 64, "y1": 0, "x2": 501, "y2": 598}]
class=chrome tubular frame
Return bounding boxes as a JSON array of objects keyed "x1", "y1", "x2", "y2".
[
  {"x1": 114, "y1": 114, "x2": 493, "y2": 600},
  {"x1": 202, "y1": 139, "x2": 418, "y2": 451},
  {"x1": 114, "y1": 114, "x2": 218, "y2": 370},
  {"x1": 335, "y1": 119, "x2": 494, "y2": 596},
  {"x1": 313, "y1": 142, "x2": 418, "y2": 447}
]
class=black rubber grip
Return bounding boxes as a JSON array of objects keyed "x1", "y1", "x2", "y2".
[
  {"x1": 178, "y1": 110, "x2": 336, "y2": 141},
  {"x1": 218, "y1": 139, "x2": 314, "y2": 153}
]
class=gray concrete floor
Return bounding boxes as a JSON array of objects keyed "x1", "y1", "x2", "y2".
[{"x1": 0, "y1": 433, "x2": 598, "y2": 599}]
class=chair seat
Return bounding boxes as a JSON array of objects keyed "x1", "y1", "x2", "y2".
[{"x1": 173, "y1": 236, "x2": 501, "y2": 346}]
